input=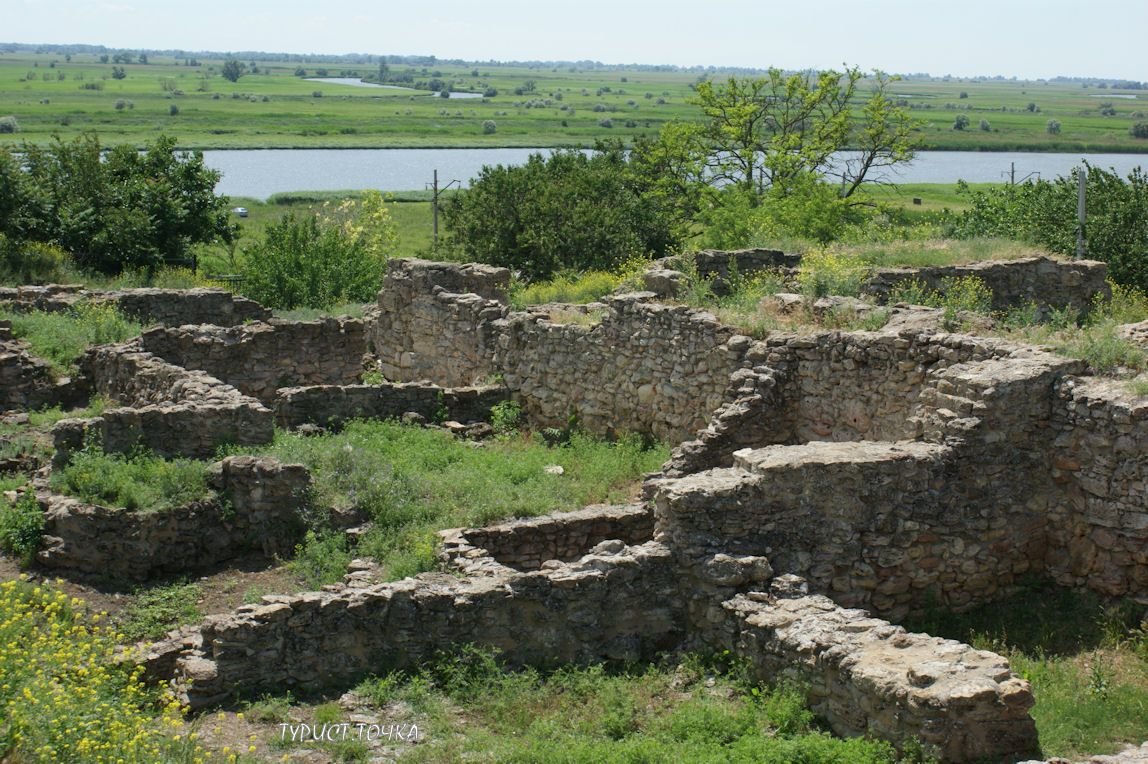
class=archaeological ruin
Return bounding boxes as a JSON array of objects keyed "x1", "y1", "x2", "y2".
[{"x1": 2, "y1": 252, "x2": 1146, "y2": 762}]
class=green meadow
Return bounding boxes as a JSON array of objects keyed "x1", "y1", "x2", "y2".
[{"x1": 0, "y1": 49, "x2": 1145, "y2": 151}]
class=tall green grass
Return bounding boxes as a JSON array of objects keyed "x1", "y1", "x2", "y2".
[
  {"x1": 242, "y1": 420, "x2": 667, "y2": 586},
  {"x1": 337, "y1": 647, "x2": 924, "y2": 763},
  {"x1": 0, "y1": 302, "x2": 142, "y2": 375},
  {"x1": 50, "y1": 446, "x2": 215, "y2": 513}
]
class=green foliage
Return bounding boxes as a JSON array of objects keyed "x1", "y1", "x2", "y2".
[
  {"x1": 443, "y1": 143, "x2": 686, "y2": 281},
  {"x1": 117, "y1": 580, "x2": 202, "y2": 642},
  {"x1": 686, "y1": 68, "x2": 918, "y2": 198},
  {"x1": 905, "y1": 582, "x2": 1148, "y2": 759},
  {"x1": 1, "y1": 134, "x2": 236, "y2": 275},
  {"x1": 352, "y1": 650, "x2": 905, "y2": 763},
  {"x1": 797, "y1": 249, "x2": 868, "y2": 299},
  {"x1": 1132, "y1": 122, "x2": 1148, "y2": 139},
  {"x1": 957, "y1": 164, "x2": 1148, "y2": 292},
  {"x1": 243, "y1": 420, "x2": 667, "y2": 584},
  {"x1": 50, "y1": 445, "x2": 214, "y2": 513},
  {"x1": 239, "y1": 212, "x2": 387, "y2": 309},
  {"x1": 0, "y1": 302, "x2": 143, "y2": 375},
  {"x1": 490, "y1": 400, "x2": 522, "y2": 435},
  {"x1": 0, "y1": 489, "x2": 43, "y2": 561},
  {"x1": 288, "y1": 530, "x2": 353, "y2": 590},
  {"x1": 221, "y1": 59, "x2": 246, "y2": 83},
  {"x1": 0, "y1": 115, "x2": 18, "y2": 133}
]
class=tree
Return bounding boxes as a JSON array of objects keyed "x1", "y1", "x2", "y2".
[
  {"x1": 1131, "y1": 122, "x2": 1148, "y2": 139},
  {"x1": 685, "y1": 67, "x2": 918, "y2": 199},
  {"x1": 1046, "y1": 119, "x2": 1062, "y2": 135},
  {"x1": 952, "y1": 114, "x2": 969, "y2": 130},
  {"x1": 957, "y1": 163, "x2": 1148, "y2": 292},
  {"x1": 239, "y1": 212, "x2": 387, "y2": 309},
  {"x1": 111, "y1": 66, "x2": 126, "y2": 80},
  {"x1": 7, "y1": 134, "x2": 236, "y2": 275},
  {"x1": 221, "y1": 59, "x2": 246, "y2": 83},
  {"x1": 443, "y1": 144, "x2": 686, "y2": 281}
]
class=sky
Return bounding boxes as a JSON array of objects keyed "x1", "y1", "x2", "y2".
[{"x1": 8, "y1": 0, "x2": 1147, "y2": 81}]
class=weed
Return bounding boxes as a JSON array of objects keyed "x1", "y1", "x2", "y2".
[
  {"x1": 797, "y1": 249, "x2": 868, "y2": 299},
  {"x1": 0, "y1": 302, "x2": 142, "y2": 375},
  {"x1": 50, "y1": 445, "x2": 214, "y2": 513},
  {"x1": 0, "y1": 489, "x2": 43, "y2": 561},
  {"x1": 489, "y1": 400, "x2": 522, "y2": 435},
  {"x1": 117, "y1": 580, "x2": 202, "y2": 642}
]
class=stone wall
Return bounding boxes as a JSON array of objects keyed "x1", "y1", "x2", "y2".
[
  {"x1": 0, "y1": 335, "x2": 61, "y2": 412},
  {"x1": 37, "y1": 456, "x2": 309, "y2": 580},
  {"x1": 654, "y1": 339, "x2": 1085, "y2": 621},
  {"x1": 65, "y1": 343, "x2": 273, "y2": 458},
  {"x1": 439, "y1": 504, "x2": 654, "y2": 572},
  {"x1": 140, "y1": 319, "x2": 366, "y2": 405},
  {"x1": 164, "y1": 541, "x2": 684, "y2": 708},
  {"x1": 372, "y1": 260, "x2": 748, "y2": 443},
  {"x1": 864, "y1": 255, "x2": 1110, "y2": 315},
  {"x1": 370, "y1": 258, "x2": 511, "y2": 387},
  {"x1": 275, "y1": 381, "x2": 506, "y2": 430},
  {"x1": 718, "y1": 578, "x2": 1039, "y2": 763},
  {"x1": 1047, "y1": 378, "x2": 1148, "y2": 597},
  {"x1": 0, "y1": 285, "x2": 270, "y2": 326}
]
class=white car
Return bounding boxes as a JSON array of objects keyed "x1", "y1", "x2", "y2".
[{"x1": 233, "y1": 207, "x2": 248, "y2": 217}]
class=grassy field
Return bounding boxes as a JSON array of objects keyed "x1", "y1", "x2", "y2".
[{"x1": 0, "y1": 49, "x2": 1146, "y2": 151}]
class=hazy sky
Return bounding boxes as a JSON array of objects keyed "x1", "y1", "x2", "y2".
[{"x1": 9, "y1": 0, "x2": 1146, "y2": 80}]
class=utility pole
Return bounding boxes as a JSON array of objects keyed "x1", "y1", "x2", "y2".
[
  {"x1": 429, "y1": 169, "x2": 460, "y2": 250},
  {"x1": 1076, "y1": 166, "x2": 1087, "y2": 260}
]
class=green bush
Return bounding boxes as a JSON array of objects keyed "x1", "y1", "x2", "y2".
[
  {"x1": 239, "y1": 212, "x2": 386, "y2": 309},
  {"x1": 0, "y1": 302, "x2": 143, "y2": 375},
  {"x1": 0, "y1": 489, "x2": 44, "y2": 561},
  {"x1": 957, "y1": 164, "x2": 1148, "y2": 293},
  {"x1": 50, "y1": 445, "x2": 214, "y2": 513},
  {"x1": 443, "y1": 143, "x2": 685, "y2": 281}
]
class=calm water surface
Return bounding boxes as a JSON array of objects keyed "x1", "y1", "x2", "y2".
[{"x1": 204, "y1": 148, "x2": 1148, "y2": 200}]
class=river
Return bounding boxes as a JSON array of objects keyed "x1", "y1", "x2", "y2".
[{"x1": 202, "y1": 148, "x2": 1148, "y2": 200}]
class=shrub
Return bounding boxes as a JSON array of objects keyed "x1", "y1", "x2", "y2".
[
  {"x1": 1131, "y1": 122, "x2": 1148, "y2": 139},
  {"x1": 0, "y1": 115, "x2": 19, "y2": 133},
  {"x1": 1046, "y1": 119, "x2": 1062, "y2": 135},
  {"x1": 482, "y1": 119, "x2": 496, "y2": 135},
  {"x1": 980, "y1": 119, "x2": 991, "y2": 131},
  {"x1": 51, "y1": 445, "x2": 214, "y2": 513},
  {"x1": 168, "y1": 104, "x2": 179, "y2": 116},
  {"x1": 444, "y1": 144, "x2": 685, "y2": 281},
  {"x1": 797, "y1": 249, "x2": 868, "y2": 299},
  {"x1": 240, "y1": 212, "x2": 387, "y2": 309},
  {"x1": 952, "y1": 114, "x2": 969, "y2": 130},
  {"x1": 0, "y1": 490, "x2": 43, "y2": 561}
]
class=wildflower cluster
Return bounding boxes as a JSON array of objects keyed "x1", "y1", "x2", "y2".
[{"x1": 0, "y1": 577, "x2": 214, "y2": 763}]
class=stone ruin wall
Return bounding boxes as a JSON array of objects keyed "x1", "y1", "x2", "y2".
[
  {"x1": 139, "y1": 318, "x2": 366, "y2": 405},
  {"x1": 61, "y1": 342, "x2": 274, "y2": 459},
  {"x1": 274, "y1": 381, "x2": 506, "y2": 430},
  {"x1": 863, "y1": 255, "x2": 1110, "y2": 314},
  {"x1": 37, "y1": 456, "x2": 309, "y2": 581},
  {"x1": 1047, "y1": 378, "x2": 1148, "y2": 597},
  {"x1": 0, "y1": 285, "x2": 270, "y2": 326},
  {"x1": 3, "y1": 256, "x2": 1141, "y2": 762},
  {"x1": 372, "y1": 259, "x2": 747, "y2": 443},
  {"x1": 159, "y1": 540, "x2": 686, "y2": 709}
]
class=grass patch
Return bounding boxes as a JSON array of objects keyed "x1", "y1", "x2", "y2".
[
  {"x1": 0, "y1": 302, "x2": 142, "y2": 375},
  {"x1": 50, "y1": 445, "x2": 215, "y2": 513},
  {"x1": 846, "y1": 237, "x2": 1038, "y2": 268},
  {"x1": 116, "y1": 580, "x2": 203, "y2": 642},
  {"x1": 349, "y1": 646, "x2": 920, "y2": 763},
  {"x1": 241, "y1": 420, "x2": 667, "y2": 585},
  {"x1": 271, "y1": 301, "x2": 368, "y2": 321},
  {"x1": 904, "y1": 582, "x2": 1148, "y2": 759},
  {"x1": 510, "y1": 269, "x2": 626, "y2": 308}
]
